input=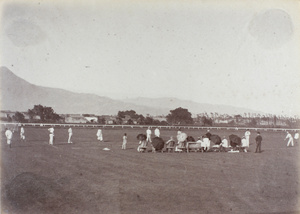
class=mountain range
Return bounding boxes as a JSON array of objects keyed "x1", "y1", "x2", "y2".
[{"x1": 0, "y1": 66, "x2": 262, "y2": 116}]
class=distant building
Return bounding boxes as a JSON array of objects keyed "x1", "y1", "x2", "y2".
[
  {"x1": 65, "y1": 115, "x2": 88, "y2": 123},
  {"x1": 84, "y1": 116, "x2": 98, "y2": 123},
  {"x1": 152, "y1": 116, "x2": 167, "y2": 122},
  {"x1": 98, "y1": 115, "x2": 117, "y2": 125}
]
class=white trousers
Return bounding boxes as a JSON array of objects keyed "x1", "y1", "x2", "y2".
[
  {"x1": 146, "y1": 135, "x2": 151, "y2": 142},
  {"x1": 49, "y1": 134, "x2": 54, "y2": 145},
  {"x1": 287, "y1": 138, "x2": 294, "y2": 146},
  {"x1": 68, "y1": 133, "x2": 72, "y2": 143},
  {"x1": 7, "y1": 138, "x2": 11, "y2": 145}
]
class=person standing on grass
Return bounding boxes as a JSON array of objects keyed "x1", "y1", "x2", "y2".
[
  {"x1": 245, "y1": 129, "x2": 251, "y2": 146},
  {"x1": 154, "y1": 127, "x2": 160, "y2": 137},
  {"x1": 122, "y1": 133, "x2": 127, "y2": 150},
  {"x1": 255, "y1": 132, "x2": 262, "y2": 153},
  {"x1": 5, "y1": 128, "x2": 13, "y2": 148},
  {"x1": 294, "y1": 132, "x2": 299, "y2": 144},
  {"x1": 48, "y1": 127, "x2": 55, "y2": 145},
  {"x1": 146, "y1": 127, "x2": 152, "y2": 143},
  {"x1": 96, "y1": 128, "x2": 103, "y2": 142},
  {"x1": 68, "y1": 127, "x2": 73, "y2": 144},
  {"x1": 285, "y1": 131, "x2": 294, "y2": 147},
  {"x1": 20, "y1": 125, "x2": 25, "y2": 142},
  {"x1": 241, "y1": 136, "x2": 248, "y2": 152}
]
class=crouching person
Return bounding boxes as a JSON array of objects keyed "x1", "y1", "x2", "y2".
[{"x1": 137, "y1": 134, "x2": 147, "y2": 152}]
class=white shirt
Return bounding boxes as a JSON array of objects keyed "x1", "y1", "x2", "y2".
[
  {"x1": 20, "y1": 127, "x2": 25, "y2": 134},
  {"x1": 245, "y1": 131, "x2": 251, "y2": 138},
  {"x1": 48, "y1": 127, "x2": 54, "y2": 134},
  {"x1": 68, "y1": 128, "x2": 72, "y2": 134},
  {"x1": 203, "y1": 137, "x2": 210, "y2": 146},
  {"x1": 146, "y1": 129, "x2": 151, "y2": 136},
  {"x1": 286, "y1": 133, "x2": 293, "y2": 139},
  {"x1": 221, "y1": 139, "x2": 228, "y2": 147},
  {"x1": 5, "y1": 130, "x2": 13, "y2": 139},
  {"x1": 294, "y1": 133, "x2": 299, "y2": 139},
  {"x1": 241, "y1": 138, "x2": 248, "y2": 147},
  {"x1": 97, "y1": 129, "x2": 102, "y2": 136},
  {"x1": 154, "y1": 128, "x2": 160, "y2": 137}
]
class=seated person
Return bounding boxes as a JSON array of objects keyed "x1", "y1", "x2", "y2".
[
  {"x1": 202, "y1": 135, "x2": 210, "y2": 151},
  {"x1": 220, "y1": 136, "x2": 229, "y2": 152},
  {"x1": 137, "y1": 140, "x2": 147, "y2": 152},
  {"x1": 196, "y1": 137, "x2": 203, "y2": 143}
]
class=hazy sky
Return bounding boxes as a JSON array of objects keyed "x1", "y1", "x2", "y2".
[{"x1": 1, "y1": 0, "x2": 300, "y2": 116}]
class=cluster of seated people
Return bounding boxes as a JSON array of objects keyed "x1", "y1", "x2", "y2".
[{"x1": 137, "y1": 130, "x2": 249, "y2": 153}]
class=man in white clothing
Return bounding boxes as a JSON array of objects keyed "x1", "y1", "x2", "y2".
[
  {"x1": 294, "y1": 132, "x2": 299, "y2": 144},
  {"x1": 285, "y1": 131, "x2": 294, "y2": 147},
  {"x1": 5, "y1": 128, "x2": 13, "y2": 148},
  {"x1": 146, "y1": 127, "x2": 152, "y2": 143},
  {"x1": 68, "y1": 127, "x2": 73, "y2": 143},
  {"x1": 48, "y1": 127, "x2": 55, "y2": 145},
  {"x1": 96, "y1": 129, "x2": 103, "y2": 142},
  {"x1": 154, "y1": 127, "x2": 160, "y2": 137},
  {"x1": 245, "y1": 129, "x2": 251, "y2": 146},
  {"x1": 20, "y1": 126, "x2": 25, "y2": 142}
]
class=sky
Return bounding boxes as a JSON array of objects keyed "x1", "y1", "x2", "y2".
[{"x1": 1, "y1": 0, "x2": 300, "y2": 116}]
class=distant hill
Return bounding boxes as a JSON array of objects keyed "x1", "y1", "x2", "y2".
[
  {"x1": 0, "y1": 66, "x2": 262, "y2": 116},
  {"x1": 0, "y1": 66, "x2": 162, "y2": 115}
]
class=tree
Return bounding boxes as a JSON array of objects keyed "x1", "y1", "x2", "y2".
[
  {"x1": 166, "y1": 107, "x2": 193, "y2": 125},
  {"x1": 13, "y1": 112, "x2": 25, "y2": 122},
  {"x1": 28, "y1": 104, "x2": 61, "y2": 122},
  {"x1": 201, "y1": 116, "x2": 213, "y2": 126},
  {"x1": 117, "y1": 110, "x2": 145, "y2": 124},
  {"x1": 249, "y1": 118, "x2": 257, "y2": 127},
  {"x1": 160, "y1": 121, "x2": 169, "y2": 126},
  {"x1": 97, "y1": 117, "x2": 106, "y2": 124},
  {"x1": 144, "y1": 116, "x2": 154, "y2": 125},
  {"x1": 136, "y1": 115, "x2": 145, "y2": 125},
  {"x1": 126, "y1": 119, "x2": 134, "y2": 125}
]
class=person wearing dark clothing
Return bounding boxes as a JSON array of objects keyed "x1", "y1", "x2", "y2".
[{"x1": 255, "y1": 132, "x2": 262, "y2": 153}]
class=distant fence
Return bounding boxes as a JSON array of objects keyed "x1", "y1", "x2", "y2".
[{"x1": 1, "y1": 122, "x2": 299, "y2": 132}]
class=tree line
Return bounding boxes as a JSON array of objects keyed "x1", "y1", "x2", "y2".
[{"x1": 2, "y1": 104, "x2": 300, "y2": 128}]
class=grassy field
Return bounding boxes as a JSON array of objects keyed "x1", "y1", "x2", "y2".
[{"x1": 1, "y1": 126, "x2": 300, "y2": 214}]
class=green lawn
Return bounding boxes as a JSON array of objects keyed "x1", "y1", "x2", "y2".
[{"x1": 1, "y1": 126, "x2": 300, "y2": 214}]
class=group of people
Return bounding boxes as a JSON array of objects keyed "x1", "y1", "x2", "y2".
[
  {"x1": 4, "y1": 126, "x2": 25, "y2": 148},
  {"x1": 136, "y1": 128, "x2": 266, "y2": 154},
  {"x1": 285, "y1": 131, "x2": 299, "y2": 147},
  {"x1": 47, "y1": 127, "x2": 74, "y2": 145},
  {"x1": 3, "y1": 125, "x2": 299, "y2": 153},
  {"x1": 145, "y1": 127, "x2": 160, "y2": 143}
]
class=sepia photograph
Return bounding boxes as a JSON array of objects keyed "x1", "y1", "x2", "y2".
[{"x1": 1, "y1": 0, "x2": 300, "y2": 213}]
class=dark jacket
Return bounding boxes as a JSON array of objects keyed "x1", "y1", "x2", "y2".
[{"x1": 255, "y1": 135, "x2": 262, "y2": 143}]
